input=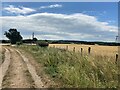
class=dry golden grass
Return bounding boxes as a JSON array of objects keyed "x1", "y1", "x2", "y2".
[{"x1": 49, "y1": 44, "x2": 118, "y2": 57}]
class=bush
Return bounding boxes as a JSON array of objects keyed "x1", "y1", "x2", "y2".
[
  {"x1": 37, "y1": 42, "x2": 49, "y2": 47},
  {"x1": 16, "y1": 42, "x2": 22, "y2": 45}
]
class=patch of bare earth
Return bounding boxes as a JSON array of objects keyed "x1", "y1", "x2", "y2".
[{"x1": 2, "y1": 47, "x2": 35, "y2": 88}]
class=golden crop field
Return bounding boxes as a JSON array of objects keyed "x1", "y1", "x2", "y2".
[{"x1": 49, "y1": 44, "x2": 118, "y2": 57}]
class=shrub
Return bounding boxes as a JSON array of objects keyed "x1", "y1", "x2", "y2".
[
  {"x1": 37, "y1": 42, "x2": 49, "y2": 47},
  {"x1": 16, "y1": 41, "x2": 22, "y2": 45}
]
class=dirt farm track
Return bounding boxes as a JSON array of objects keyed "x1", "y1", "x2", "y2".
[{"x1": 0, "y1": 45, "x2": 46, "y2": 88}]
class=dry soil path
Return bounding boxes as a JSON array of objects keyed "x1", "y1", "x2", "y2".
[
  {"x1": 1, "y1": 46, "x2": 45, "y2": 88},
  {"x1": 0, "y1": 48, "x2": 11, "y2": 89}
]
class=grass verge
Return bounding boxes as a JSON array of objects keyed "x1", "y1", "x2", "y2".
[
  {"x1": 18, "y1": 45, "x2": 118, "y2": 88},
  {"x1": 0, "y1": 48, "x2": 5, "y2": 65}
]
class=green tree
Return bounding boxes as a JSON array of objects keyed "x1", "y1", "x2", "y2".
[{"x1": 4, "y1": 28, "x2": 23, "y2": 44}]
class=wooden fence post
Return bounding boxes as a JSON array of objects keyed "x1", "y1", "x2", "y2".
[
  {"x1": 66, "y1": 45, "x2": 68, "y2": 50},
  {"x1": 73, "y1": 47, "x2": 75, "y2": 52},
  {"x1": 81, "y1": 48, "x2": 83, "y2": 55},
  {"x1": 88, "y1": 47, "x2": 91, "y2": 54},
  {"x1": 115, "y1": 54, "x2": 118, "y2": 64}
]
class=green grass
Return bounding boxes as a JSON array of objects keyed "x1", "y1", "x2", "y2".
[
  {"x1": 18, "y1": 45, "x2": 118, "y2": 88},
  {"x1": 0, "y1": 48, "x2": 5, "y2": 65}
]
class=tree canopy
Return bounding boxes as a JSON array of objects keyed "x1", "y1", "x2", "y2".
[{"x1": 4, "y1": 28, "x2": 23, "y2": 44}]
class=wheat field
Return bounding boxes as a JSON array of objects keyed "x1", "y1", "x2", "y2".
[{"x1": 49, "y1": 44, "x2": 118, "y2": 57}]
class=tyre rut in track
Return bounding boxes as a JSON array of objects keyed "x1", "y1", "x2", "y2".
[
  {"x1": 16, "y1": 50, "x2": 45, "y2": 88},
  {"x1": 0, "y1": 48, "x2": 11, "y2": 89},
  {"x1": 2, "y1": 48, "x2": 35, "y2": 88}
]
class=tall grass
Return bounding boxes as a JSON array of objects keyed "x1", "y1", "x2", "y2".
[
  {"x1": 0, "y1": 48, "x2": 5, "y2": 65},
  {"x1": 19, "y1": 45, "x2": 118, "y2": 88}
]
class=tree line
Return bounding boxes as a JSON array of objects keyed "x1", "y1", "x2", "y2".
[{"x1": 3, "y1": 28, "x2": 120, "y2": 46}]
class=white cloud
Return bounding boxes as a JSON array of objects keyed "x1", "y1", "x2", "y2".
[
  {"x1": 40, "y1": 4, "x2": 62, "y2": 9},
  {"x1": 4, "y1": 5, "x2": 36, "y2": 15},
  {"x1": 1, "y1": 13, "x2": 118, "y2": 41}
]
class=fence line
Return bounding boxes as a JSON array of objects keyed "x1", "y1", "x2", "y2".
[{"x1": 52, "y1": 45, "x2": 118, "y2": 64}]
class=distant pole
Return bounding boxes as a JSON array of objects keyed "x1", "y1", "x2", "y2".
[
  {"x1": 32, "y1": 32, "x2": 34, "y2": 40},
  {"x1": 116, "y1": 36, "x2": 118, "y2": 43},
  {"x1": 31, "y1": 32, "x2": 35, "y2": 44}
]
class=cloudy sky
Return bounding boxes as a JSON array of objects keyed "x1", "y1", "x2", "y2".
[{"x1": 1, "y1": 2, "x2": 118, "y2": 42}]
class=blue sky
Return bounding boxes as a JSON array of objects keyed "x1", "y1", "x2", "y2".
[{"x1": 1, "y1": 2, "x2": 118, "y2": 42}]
